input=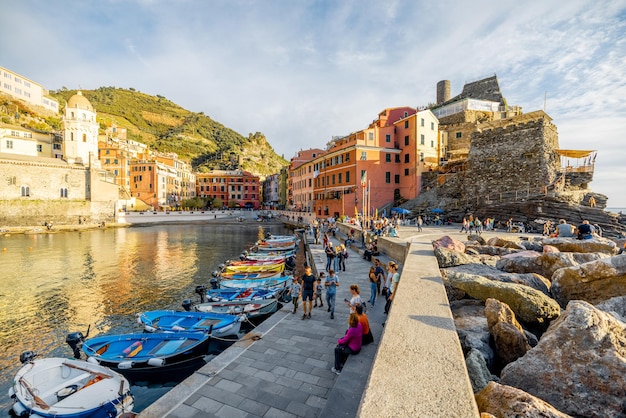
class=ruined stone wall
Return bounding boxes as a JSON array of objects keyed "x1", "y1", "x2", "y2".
[{"x1": 466, "y1": 115, "x2": 560, "y2": 198}]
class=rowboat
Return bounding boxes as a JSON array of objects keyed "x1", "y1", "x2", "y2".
[
  {"x1": 220, "y1": 270, "x2": 284, "y2": 280},
  {"x1": 243, "y1": 250, "x2": 295, "y2": 259},
  {"x1": 226, "y1": 258, "x2": 285, "y2": 266},
  {"x1": 205, "y1": 287, "x2": 281, "y2": 301},
  {"x1": 9, "y1": 354, "x2": 134, "y2": 418},
  {"x1": 220, "y1": 276, "x2": 291, "y2": 290},
  {"x1": 222, "y1": 263, "x2": 284, "y2": 273},
  {"x1": 138, "y1": 310, "x2": 243, "y2": 338},
  {"x1": 81, "y1": 332, "x2": 211, "y2": 373},
  {"x1": 191, "y1": 298, "x2": 279, "y2": 318}
]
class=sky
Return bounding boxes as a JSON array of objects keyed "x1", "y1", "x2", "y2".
[{"x1": 2, "y1": 0, "x2": 626, "y2": 207}]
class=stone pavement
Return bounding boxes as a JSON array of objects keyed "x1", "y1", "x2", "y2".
[{"x1": 139, "y1": 232, "x2": 396, "y2": 418}]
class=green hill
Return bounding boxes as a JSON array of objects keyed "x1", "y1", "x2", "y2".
[{"x1": 49, "y1": 87, "x2": 288, "y2": 176}]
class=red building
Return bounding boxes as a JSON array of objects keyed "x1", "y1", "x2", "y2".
[{"x1": 196, "y1": 170, "x2": 260, "y2": 209}]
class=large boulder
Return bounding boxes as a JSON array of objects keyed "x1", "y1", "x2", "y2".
[
  {"x1": 500, "y1": 301, "x2": 626, "y2": 418},
  {"x1": 451, "y1": 300, "x2": 494, "y2": 367},
  {"x1": 435, "y1": 247, "x2": 484, "y2": 268},
  {"x1": 542, "y1": 237, "x2": 618, "y2": 255},
  {"x1": 475, "y1": 382, "x2": 572, "y2": 418},
  {"x1": 465, "y1": 348, "x2": 498, "y2": 394},
  {"x1": 551, "y1": 254, "x2": 626, "y2": 307},
  {"x1": 465, "y1": 245, "x2": 522, "y2": 256},
  {"x1": 497, "y1": 252, "x2": 607, "y2": 279},
  {"x1": 485, "y1": 299, "x2": 531, "y2": 366},
  {"x1": 447, "y1": 273, "x2": 561, "y2": 326},
  {"x1": 446, "y1": 264, "x2": 551, "y2": 296},
  {"x1": 486, "y1": 237, "x2": 526, "y2": 250},
  {"x1": 596, "y1": 295, "x2": 626, "y2": 322},
  {"x1": 432, "y1": 235, "x2": 465, "y2": 252}
]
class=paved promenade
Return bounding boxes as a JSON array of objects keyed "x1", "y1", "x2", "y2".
[{"x1": 140, "y1": 231, "x2": 394, "y2": 418}]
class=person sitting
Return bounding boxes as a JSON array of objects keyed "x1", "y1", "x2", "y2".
[
  {"x1": 331, "y1": 313, "x2": 362, "y2": 375},
  {"x1": 371, "y1": 240, "x2": 380, "y2": 256},
  {"x1": 355, "y1": 305, "x2": 373, "y2": 345},
  {"x1": 363, "y1": 241, "x2": 373, "y2": 261},
  {"x1": 556, "y1": 219, "x2": 574, "y2": 237},
  {"x1": 576, "y1": 220, "x2": 594, "y2": 240}
]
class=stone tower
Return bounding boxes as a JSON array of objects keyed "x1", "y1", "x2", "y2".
[
  {"x1": 62, "y1": 91, "x2": 99, "y2": 166},
  {"x1": 437, "y1": 80, "x2": 451, "y2": 104}
]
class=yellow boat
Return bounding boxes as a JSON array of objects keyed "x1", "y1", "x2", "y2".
[{"x1": 222, "y1": 263, "x2": 285, "y2": 274}]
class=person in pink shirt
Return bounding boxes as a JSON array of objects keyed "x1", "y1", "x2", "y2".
[{"x1": 331, "y1": 313, "x2": 362, "y2": 374}]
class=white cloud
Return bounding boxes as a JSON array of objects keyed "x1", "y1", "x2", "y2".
[{"x1": 2, "y1": 0, "x2": 625, "y2": 205}]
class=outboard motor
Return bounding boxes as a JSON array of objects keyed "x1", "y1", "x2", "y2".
[
  {"x1": 66, "y1": 332, "x2": 86, "y2": 359},
  {"x1": 212, "y1": 270, "x2": 220, "y2": 278},
  {"x1": 285, "y1": 257, "x2": 295, "y2": 271},
  {"x1": 195, "y1": 285, "x2": 206, "y2": 303},
  {"x1": 19, "y1": 351, "x2": 37, "y2": 364},
  {"x1": 181, "y1": 299, "x2": 193, "y2": 312},
  {"x1": 209, "y1": 277, "x2": 219, "y2": 290}
]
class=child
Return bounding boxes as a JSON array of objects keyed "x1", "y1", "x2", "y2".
[
  {"x1": 290, "y1": 277, "x2": 301, "y2": 314},
  {"x1": 314, "y1": 274, "x2": 324, "y2": 308}
]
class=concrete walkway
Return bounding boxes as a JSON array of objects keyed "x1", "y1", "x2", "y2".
[{"x1": 140, "y1": 232, "x2": 394, "y2": 418}]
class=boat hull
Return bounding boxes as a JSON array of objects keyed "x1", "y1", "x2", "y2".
[
  {"x1": 194, "y1": 298, "x2": 279, "y2": 318},
  {"x1": 138, "y1": 310, "x2": 242, "y2": 338}
]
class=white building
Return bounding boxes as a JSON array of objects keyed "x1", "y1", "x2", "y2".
[
  {"x1": 0, "y1": 66, "x2": 59, "y2": 113},
  {"x1": 63, "y1": 91, "x2": 100, "y2": 167}
]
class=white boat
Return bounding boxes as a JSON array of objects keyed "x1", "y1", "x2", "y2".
[{"x1": 9, "y1": 355, "x2": 134, "y2": 418}]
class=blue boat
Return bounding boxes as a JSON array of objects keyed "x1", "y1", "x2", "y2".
[
  {"x1": 220, "y1": 276, "x2": 291, "y2": 290},
  {"x1": 138, "y1": 310, "x2": 243, "y2": 338},
  {"x1": 81, "y1": 332, "x2": 211, "y2": 375}
]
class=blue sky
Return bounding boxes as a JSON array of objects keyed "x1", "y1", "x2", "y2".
[{"x1": 2, "y1": 0, "x2": 626, "y2": 206}]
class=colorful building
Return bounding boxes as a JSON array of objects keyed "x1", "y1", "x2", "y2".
[{"x1": 196, "y1": 170, "x2": 260, "y2": 209}]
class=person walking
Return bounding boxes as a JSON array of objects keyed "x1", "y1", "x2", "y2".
[
  {"x1": 313, "y1": 274, "x2": 324, "y2": 308},
  {"x1": 338, "y1": 244, "x2": 347, "y2": 272},
  {"x1": 324, "y1": 242, "x2": 335, "y2": 272},
  {"x1": 417, "y1": 215, "x2": 423, "y2": 232},
  {"x1": 290, "y1": 277, "x2": 301, "y2": 314},
  {"x1": 374, "y1": 259, "x2": 385, "y2": 295},
  {"x1": 325, "y1": 269, "x2": 340, "y2": 319},
  {"x1": 301, "y1": 266, "x2": 316, "y2": 319}
]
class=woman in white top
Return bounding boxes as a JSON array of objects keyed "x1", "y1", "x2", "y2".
[
  {"x1": 345, "y1": 284, "x2": 362, "y2": 313},
  {"x1": 384, "y1": 263, "x2": 400, "y2": 314}
]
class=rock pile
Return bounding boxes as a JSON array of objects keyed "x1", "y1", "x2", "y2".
[{"x1": 434, "y1": 234, "x2": 626, "y2": 417}]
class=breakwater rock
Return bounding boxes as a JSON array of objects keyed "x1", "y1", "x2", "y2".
[{"x1": 433, "y1": 235, "x2": 626, "y2": 417}]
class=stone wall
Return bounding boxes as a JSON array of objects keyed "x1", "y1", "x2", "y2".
[
  {"x1": 466, "y1": 114, "x2": 559, "y2": 198},
  {"x1": 0, "y1": 199, "x2": 116, "y2": 226}
]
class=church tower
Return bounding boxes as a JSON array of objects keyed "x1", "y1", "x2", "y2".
[{"x1": 62, "y1": 91, "x2": 99, "y2": 166}]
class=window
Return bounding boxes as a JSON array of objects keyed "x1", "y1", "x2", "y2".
[
  {"x1": 404, "y1": 135, "x2": 409, "y2": 146},
  {"x1": 385, "y1": 153, "x2": 391, "y2": 162},
  {"x1": 53, "y1": 143, "x2": 61, "y2": 150},
  {"x1": 431, "y1": 121, "x2": 435, "y2": 130},
  {"x1": 338, "y1": 173, "x2": 342, "y2": 183},
  {"x1": 420, "y1": 152, "x2": 424, "y2": 162},
  {"x1": 6, "y1": 140, "x2": 13, "y2": 149},
  {"x1": 360, "y1": 151, "x2": 367, "y2": 160},
  {"x1": 332, "y1": 174, "x2": 335, "y2": 185},
  {"x1": 395, "y1": 155, "x2": 401, "y2": 163},
  {"x1": 385, "y1": 172, "x2": 391, "y2": 183},
  {"x1": 404, "y1": 154, "x2": 409, "y2": 163},
  {"x1": 345, "y1": 152, "x2": 350, "y2": 162},
  {"x1": 404, "y1": 121, "x2": 409, "y2": 129},
  {"x1": 82, "y1": 134, "x2": 87, "y2": 142},
  {"x1": 385, "y1": 134, "x2": 391, "y2": 143},
  {"x1": 7, "y1": 176, "x2": 16, "y2": 185},
  {"x1": 431, "y1": 140, "x2": 434, "y2": 147},
  {"x1": 368, "y1": 132, "x2": 374, "y2": 140},
  {"x1": 404, "y1": 168, "x2": 410, "y2": 176},
  {"x1": 105, "y1": 149, "x2": 110, "y2": 155},
  {"x1": 456, "y1": 132, "x2": 462, "y2": 138},
  {"x1": 421, "y1": 118, "x2": 424, "y2": 127},
  {"x1": 37, "y1": 145, "x2": 42, "y2": 152},
  {"x1": 60, "y1": 188, "x2": 68, "y2": 198},
  {"x1": 420, "y1": 134, "x2": 425, "y2": 145},
  {"x1": 394, "y1": 174, "x2": 400, "y2": 184},
  {"x1": 346, "y1": 171, "x2": 350, "y2": 182},
  {"x1": 21, "y1": 186, "x2": 30, "y2": 196}
]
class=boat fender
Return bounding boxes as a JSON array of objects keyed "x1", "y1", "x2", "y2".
[
  {"x1": 8, "y1": 387, "x2": 15, "y2": 399},
  {"x1": 11, "y1": 401, "x2": 28, "y2": 417},
  {"x1": 172, "y1": 325, "x2": 185, "y2": 331},
  {"x1": 86, "y1": 356, "x2": 99, "y2": 364},
  {"x1": 147, "y1": 358, "x2": 165, "y2": 367},
  {"x1": 118, "y1": 361, "x2": 134, "y2": 369},
  {"x1": 136, "y1": 314, "x2": 143, "y2": 324},
  {"x1": 144, "y1": 325, "x2": 157, "y2": 333}
]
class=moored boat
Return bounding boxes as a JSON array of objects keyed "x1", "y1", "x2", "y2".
[
  {"x1": 138, "y1": 310, "x2": 243, "y2": 338},
  {"x1": 220, "y1": 270, "x2": 285, "y2": 280},
  {"x1": 188, "y1": 298, "x2": 279, "y2": 318},
  {"x1": 205, "y1": 287, "x2": 281, "y2": 301},
  {"x1": 219, "y1": 275, "x2": 291, "y2": 290},
  {"x1": 222, "y1": 262, "x2": 285, "y2": 273},
  {"x1": 9, "y1": 353, "x2": 134, "y2": 418},
  {"x1": 79, "y1": 331, "x2": 211, "y2": 374}
]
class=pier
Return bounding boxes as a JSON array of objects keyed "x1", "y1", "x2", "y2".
[{"x1": 139, "y1": 223, "x2": 481, "y2": 417}]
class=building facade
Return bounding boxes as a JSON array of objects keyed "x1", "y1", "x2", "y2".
[
  {"x1": 196, "y1": 170, "x2": 260, "y2": 209},
  {"x1": 0, "y1": 66, "x2": 59, "y2": 113}
]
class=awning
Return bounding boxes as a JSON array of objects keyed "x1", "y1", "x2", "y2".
[{"x1": 555, "y1": 149, "x2": 595, "y2": 158}]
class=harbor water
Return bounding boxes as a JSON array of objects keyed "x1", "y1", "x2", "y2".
[{"x1": 0, "y1": 221, "x2": 290, "y2": 414}]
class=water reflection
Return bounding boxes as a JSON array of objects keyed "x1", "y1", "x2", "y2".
[{"x1": 0, "y1": 222, "x2": 288, "y2": 414}]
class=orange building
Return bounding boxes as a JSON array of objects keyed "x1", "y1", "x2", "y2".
[
  {"x1": 130, "y1": 159, "x2": 168, "y2": 210},
  {"x1": 196, "y1": 170, "x2": 260, "y2": 209}
]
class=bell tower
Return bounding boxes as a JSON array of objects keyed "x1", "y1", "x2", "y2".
[{"x1": 62, "y1": 91, "x2": 99, "y2": 166}]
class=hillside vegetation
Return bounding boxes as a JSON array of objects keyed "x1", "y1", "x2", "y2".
[{"x1": 47, "y1": 87, "x2": 288, "y2": 176}]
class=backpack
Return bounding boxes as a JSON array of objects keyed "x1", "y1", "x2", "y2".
[{"x1": 344, "y1": 250, "x2": 349, "y2": 259}]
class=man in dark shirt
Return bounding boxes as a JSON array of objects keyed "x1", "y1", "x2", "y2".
[
  {"x1": 301, "y1": 266, "x2": 316, "y2": 319},
  {"x1": 374, "y1": 259, "x2": 385, "y2": 296},
  {"x1": 576, "y1": 220, "x2": 594, "y2": 240}
]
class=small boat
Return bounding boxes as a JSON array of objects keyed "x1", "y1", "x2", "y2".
[
  {"x1": 9, "y1": 353, "x2": 134, "y2": 418},
  {"x1": 205, "y1": 287, "x2": 281, "y2": 301},
  {"x1": 227, "y1": 258, "x2": 285, "y2": 266},
  {"x1": 222, "y1": 262, "x2": 284, "y2": 273},
  {"x1": 220, "y1": 276, "x2": 291, "y2": 290},
  {"x1": 138, "y1": 310, "x2": 243, "y2": 338},
  {"x1": 220, "y1": 270, "x2": 284, "y2": 280},
  {"x1": 254, "y1": 242, "x2": 297, "y2": 252},
  {"x1": 189, "y1": 298, "x2": 279, "y2": 318},
  {"x1": 243, "y1": 250, "x2": 295, "y2": 260},
  {"x1": 80, "y1": 332, "x2": 211, "y2": 373}
]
